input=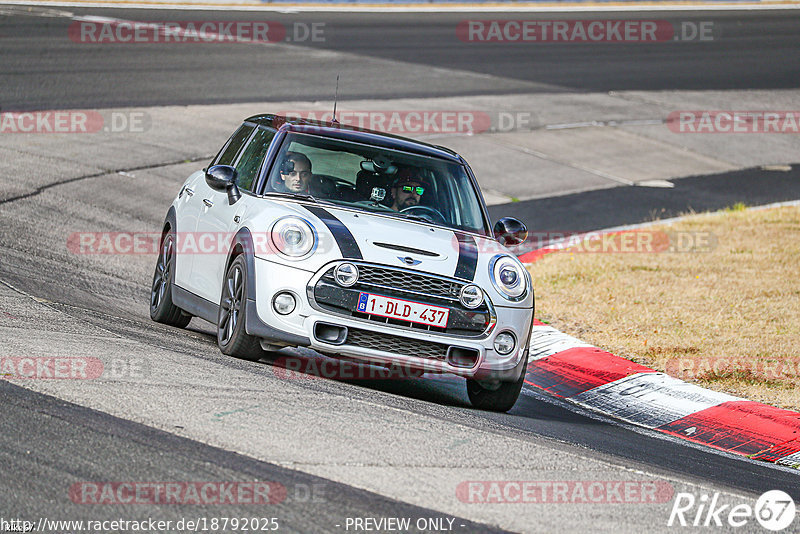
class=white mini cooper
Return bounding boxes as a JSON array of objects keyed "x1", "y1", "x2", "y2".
[{"x1": 150, "y1": 114, "x2": 534, "y2": 411}]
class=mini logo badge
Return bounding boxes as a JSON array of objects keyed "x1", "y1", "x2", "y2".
[{"x1": 399, "y1": 256, "x2": 421, "y2": 266}]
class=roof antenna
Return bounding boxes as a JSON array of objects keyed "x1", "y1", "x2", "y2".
[{"x1": 331, "y1": 74, "x2": 340, "y2": 124}]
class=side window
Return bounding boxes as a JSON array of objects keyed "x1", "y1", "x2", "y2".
[
  {"x1": 214, "y1": 124, "x2": 255, "y2": 166},
  {"x1": 233, "y1": 128, "x2": 276, "y2": 192}
]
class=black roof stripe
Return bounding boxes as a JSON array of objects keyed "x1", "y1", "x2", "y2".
[
  {"x1": 303, "y1": 206, "x2": 363, "y2": 260},
  {"x1": 454, "y1": 232, "x2": 478, "y2": 281}
]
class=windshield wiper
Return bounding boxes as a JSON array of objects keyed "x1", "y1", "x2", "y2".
[
  {"x1": 399, "y1": 213, "x2": 432, "y2": 224},
  {"x1": 263, "y1": 191, "x2": 320, "y2": 203}
]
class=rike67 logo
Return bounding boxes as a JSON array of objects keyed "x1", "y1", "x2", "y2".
[{"x1": 668, "y1": 490, "x2": 796, "y2": 531}]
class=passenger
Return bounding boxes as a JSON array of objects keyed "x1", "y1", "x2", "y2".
[
  {"x1": 389, "y1": 168, "x2": 427, "y2": 211},
  {"x1": 277, "y1": 152, "x2": 313, "y2": 194}
]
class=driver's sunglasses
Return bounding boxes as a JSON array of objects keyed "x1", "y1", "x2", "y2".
[{"x1": 402, "y1": 185, "x2": 424, "y2": 195}]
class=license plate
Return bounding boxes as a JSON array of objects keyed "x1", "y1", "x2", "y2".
[{"x1": 356, "y1": 292, "x2": 449, "y2": 328}]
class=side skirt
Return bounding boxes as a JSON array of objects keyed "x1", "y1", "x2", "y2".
[{"x1": 172, "y1": 285, "x2": 218, "y2": 324}]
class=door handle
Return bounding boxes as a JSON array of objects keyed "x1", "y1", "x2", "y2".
[
  {"x1": 203, "y1": 199, "x2": 213, "y2": 208},
  {"x1": 185, "y1": 187, "x2": 194, "y2": 197}
]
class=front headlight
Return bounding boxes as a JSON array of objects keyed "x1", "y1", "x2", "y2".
[
  {"x1": 271, "y1": 217, "x2": 316, "y2": 258},
  {"x1": 490, "y1": 254, "x2": 528, "y2": 301}
]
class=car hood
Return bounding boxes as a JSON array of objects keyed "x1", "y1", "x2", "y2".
[{"x1": 302, "y1": 204, "x2": 506, "y2": 281}]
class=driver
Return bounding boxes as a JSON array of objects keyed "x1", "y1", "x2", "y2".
[
  {"x1": 277, "y1": 152, "x2": 313, "y2": 194},
  {"x1": 389, "y1": 168, "x2": 427, "y2": 211}
]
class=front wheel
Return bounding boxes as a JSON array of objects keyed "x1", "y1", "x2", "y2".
[
  {"x1": 217, "y1": 256, "x2": 263, "y2": 361},
  {"x1": 150, "y1": 232, "x2": 191, "y2": 328},
  {"x1": 466, "y1": 350, "x2": 528, "y2": 412}
]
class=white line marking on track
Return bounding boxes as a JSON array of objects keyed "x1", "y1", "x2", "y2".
[
  {"x1": 572, "y1": 372, "x2": 741, "y2": 428},
  {"x1": 777, "y1": 452, "x2": 800, "y2": 468},
  {"x1": 528, "y1": 324, "x2": 594, "y2": 360}
]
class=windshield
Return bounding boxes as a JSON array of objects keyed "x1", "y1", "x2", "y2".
[{"x1": 263, "y1": 132, "x2": 489, "y2": 235}]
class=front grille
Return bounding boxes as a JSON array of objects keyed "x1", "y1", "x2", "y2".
[
  {"x1": 345, "y1": 327, "x2": 449, "y2": 362},
  {"x1": 356, "y1": 265, "x2": 461, "y2": 301},
  {"x1": 311, "y1": 262, "x2": 492, "y2": 336}
]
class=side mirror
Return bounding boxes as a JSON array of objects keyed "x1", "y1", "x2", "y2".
[
  {"x1": 205, "y1": 165, "x2": 241, "y2": 205},
  {"x1": 493, "y1": 217, "x2": 528, "y2": 246}
]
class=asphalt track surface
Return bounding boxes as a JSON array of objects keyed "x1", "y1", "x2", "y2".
[
  {"x1": 2, "y1": 382, "x2": 506, "y2": 533},
  {"x1": 0, "y1": 9, "x2": 799, "y2": 110},
  {"x1": 488, "y1": 164, "x2": 800, "y2": 233},
  {"x1": 2, "y1": 6, "x2": 800, "y2": 533}
]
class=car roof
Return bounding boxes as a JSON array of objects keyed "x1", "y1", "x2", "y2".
[{"x1": 244, "y1": 114, "x2": 463, "y2": 163}]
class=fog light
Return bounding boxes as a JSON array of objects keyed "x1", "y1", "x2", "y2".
[
  {"x1": 334, "y1": 262, "x2": 359, "y2": 287},
  {"x1": 493, "y1": 332, "x2": 516, "y2": 355},
  {"x1": 459, "y1": 284, "x2": 484, "y2": 309},
  {"x1": 273, "y1": 292, "x2": 296, "y2": 315}
]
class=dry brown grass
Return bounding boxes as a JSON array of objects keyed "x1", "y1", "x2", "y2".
[{"x1": 527, "y1": 204, "x2": 800, "y2": 410}]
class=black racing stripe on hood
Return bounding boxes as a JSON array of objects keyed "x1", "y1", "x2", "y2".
[
  {"x1": 454, "y1": 232, "x2": 478, "y2": 281},
  {"x1": 303, "y1": 206, "x2": 363, "y2": 259}
]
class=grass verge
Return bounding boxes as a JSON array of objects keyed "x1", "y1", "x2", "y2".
[{"x1": 526, "y1": 204, "x2": 800, "y2": 410}]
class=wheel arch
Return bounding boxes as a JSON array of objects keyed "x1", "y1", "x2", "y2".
[
  {"x1": 226, "y1": 226, "x2": 311, "y2": 348},
  {"x1": 226, "y1": 227, "x2": 257, "y2": 302},
  {"x1": 161, "y1": 206, "x2": 178, "y2": 245}
]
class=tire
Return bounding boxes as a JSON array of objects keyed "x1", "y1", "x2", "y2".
[
  {"x1": 217, "y1": 255, "x2": 263, "y2": 361},
  {"x1": 466, "y1": 349, "x2": 528, "y2": 413},
  {"x1": 150, "y1": 231, "x2": 191, "y2": 328}
]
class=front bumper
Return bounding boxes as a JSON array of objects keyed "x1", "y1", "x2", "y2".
[{"x1": 249, "y1": 258, "x2": 534, "y2": 381}]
